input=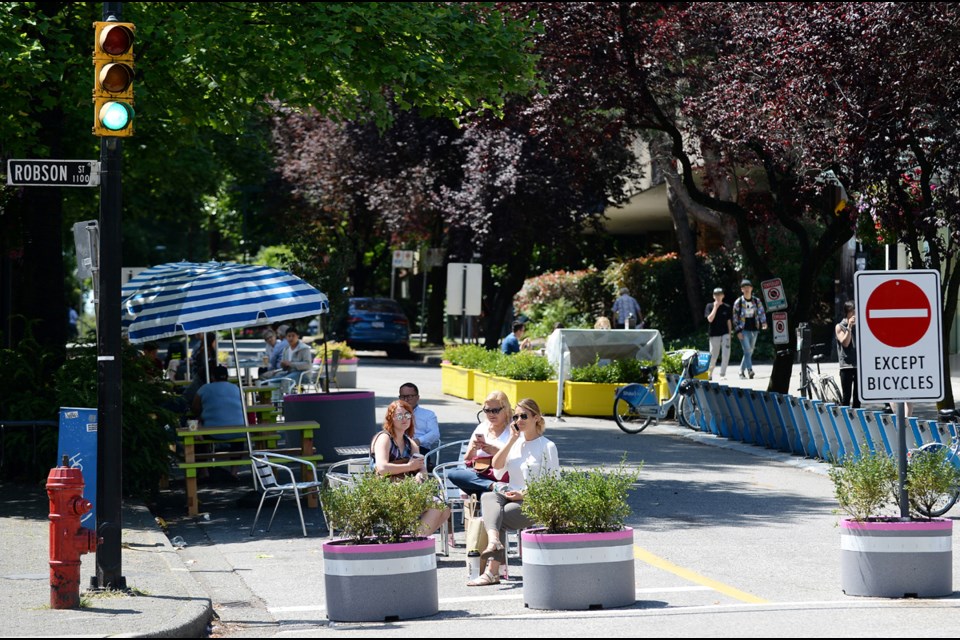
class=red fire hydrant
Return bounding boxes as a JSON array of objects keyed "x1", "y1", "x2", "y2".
[{"x1": 47, "y1": 455, "x2": 98, "y2": 609}]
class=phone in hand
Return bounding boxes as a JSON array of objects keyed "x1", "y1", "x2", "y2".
[{"x1": 511, "y1": 422, "x2": 520, "y2": 435}]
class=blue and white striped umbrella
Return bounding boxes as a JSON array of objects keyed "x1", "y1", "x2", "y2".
[{"x1": 121, "y1": 261, "x2": 329, "y2": 344}]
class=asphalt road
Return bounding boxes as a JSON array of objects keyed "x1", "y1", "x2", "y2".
[{"x1": 154, "y1": 356, "x2": 960, "y2": 638}]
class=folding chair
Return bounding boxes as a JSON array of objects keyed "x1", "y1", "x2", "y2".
[
  {"x1": 320, "y1": 456, "x2": 373, "y2": 536},
  {"x1": 250, "y1": 452, "x2": 324, "y2": 537}
]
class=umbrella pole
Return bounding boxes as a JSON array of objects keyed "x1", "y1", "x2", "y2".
[
  {"x1": 322, "y1": 315, "x2": 329, "y2": 394},
  {"x1": 230, "y1": 328, "x2": 255, "y2": 490}
]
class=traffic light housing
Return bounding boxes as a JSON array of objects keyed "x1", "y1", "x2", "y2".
[{"x1": 93, "y1": 21, "x2": 135, "y2": 137}]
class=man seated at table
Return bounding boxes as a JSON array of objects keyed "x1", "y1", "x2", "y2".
[
  {"x1": 399, "y1": 382, "x2": 440, "y2": 463},
  {"x1": 261, "y1": 326, "x2": 313, "y2": 396},
  {"x1": 192, "y1": 365, "x2": 246, "y2": 478}
]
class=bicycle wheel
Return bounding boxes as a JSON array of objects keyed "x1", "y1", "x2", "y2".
[
  {"x1": 819, "y1": 377, "x2": 842, "y2": 405},
  {"x1": 613, "y1": 385, "x2": 655, "y2": 434},
  {"x1": 678, "y1": 395, "x2": 701, "y2": 431},
  {"x1": 910, "y1": 443, "x2": 960, "y2": 517}
]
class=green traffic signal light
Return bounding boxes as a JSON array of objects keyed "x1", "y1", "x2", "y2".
[{"x1": 98, "y1": 101, "x2": 135, "y2": 131}]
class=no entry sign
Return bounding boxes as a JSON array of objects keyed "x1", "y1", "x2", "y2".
[{"x1": 855, "y1": 270, "x2": 943, "y2": 402}]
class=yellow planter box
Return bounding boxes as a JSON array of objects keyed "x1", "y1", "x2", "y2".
[
  {"x1": 440, "y1": 363, "x2": 474, "y2": 400},
  {"x1": 563, "y1": 381, "x2": 622, "y2": 417},
  {"x1": 473, "y1": 372, "x2": 491, "y2": 404},
  {"x1": 487, "y1": 376, "x2": 558, "y2": 415}
]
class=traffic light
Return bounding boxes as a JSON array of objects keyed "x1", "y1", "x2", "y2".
[{"x1": 93, "y1": 21, "x2": 135, "y2": 137}]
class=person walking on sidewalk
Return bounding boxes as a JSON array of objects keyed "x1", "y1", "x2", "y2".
[
  {"x1": 835, "y1": 301, "x2": 860, "y2": 408},
  {"x1": 612, "y1": 287, "x2": 644, "y2": 329},
  {"x1": 732, "y1": 279, "x2": 767, "y2": 379},
  {"x1": 705, "y1": 287, "x2": 732, "y2": 379}
]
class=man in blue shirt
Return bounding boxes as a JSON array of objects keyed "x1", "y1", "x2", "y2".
[
  {"x1": 612, "y1": 287, "x2": 644, "y2": 329},
  {"x1": 399, "y1": 382, "x2": 440, "y2": 459},
  {"x1": 501, "y1": 322, "x2": 530, "y2": 354}
]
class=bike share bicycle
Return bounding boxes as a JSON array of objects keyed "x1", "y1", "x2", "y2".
[
  {"x1": 797, "y1": 343, "x2": 842, "y2": 405},
  {"x1": 612, "y1": 349, "x2": 711, "y2": 434},
  {"x1": 907, "y1": 407, "x2": 960, "y2": 517}
]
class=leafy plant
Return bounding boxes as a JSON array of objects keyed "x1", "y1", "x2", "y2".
[
  {"x1": 828, "y1": 453, "x2": 898, "y2": 522},
  {"x1": 568, "y1": 357, "x2": 657, "y2": 384},
  {"x1": 321, "y1": 472, "x2": 442, "y2": 544},
  {"x1": 312, "y1": 340, "x2": 357, "y2": 361},
  {"x1": 486, "y1": 350, "x2": 555, "y2": 381},
  {"x1": 907, "y1": 446, "x2": 960, "y2": 520},
  {"x1": 442, "y1": 344, "x2": 496, "y2": 370},
  {"x1": 522, "y1": 458, "x2": 642, "y2": 534},
  {"x1": 658, "y1": 351, "x2": 685, "y2": 375}
]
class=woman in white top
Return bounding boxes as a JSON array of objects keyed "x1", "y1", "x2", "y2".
[
  {"x1": 447, "y1": 391, "x2": 514, "y2": 498},
  {"x1": 467, "y1": 398, "x2": 559, "y2": 587}
]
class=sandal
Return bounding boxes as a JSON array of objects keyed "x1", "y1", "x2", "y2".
[
  {"x1": 479, "y1": 540, "x2": 504, "y2": 567},
  {"x1": 467, "y1": 570, "x2": 500, "y2": 587}
]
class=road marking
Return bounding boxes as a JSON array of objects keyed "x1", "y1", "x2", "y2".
[
  {"x1": 268, "y1": 586, "x2": 715, "y2": 613},
  {"x1": 633, "y1": 546, "x2": 769, "y2": 604}
]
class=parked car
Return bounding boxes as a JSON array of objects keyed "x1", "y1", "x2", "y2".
[{"x1": 337, "y1": 297, "x2": 410, "y2": 358}]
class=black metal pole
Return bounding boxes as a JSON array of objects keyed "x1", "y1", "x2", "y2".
[{"x1": 93, "y1": 0, "x2": 126, "y2": 591}]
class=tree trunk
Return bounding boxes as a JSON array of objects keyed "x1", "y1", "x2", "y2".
[{"x1": 665, "y1": 178, "x2": 704, "y2": 330}]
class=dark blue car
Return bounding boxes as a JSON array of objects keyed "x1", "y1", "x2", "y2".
[{"x1": 341, "y1": 297, "x2": 410, "y2": 358}]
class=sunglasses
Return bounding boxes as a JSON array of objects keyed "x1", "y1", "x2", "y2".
[
  {"x1": 399, "y1": 394, "x2": 418, "y2": 401},
  {"x1": 394, "y1": 412, "x2": 413, "y2": 421},
  {"x1": 482, "y1": 407, "x2": 504, "y2": 415},
  {"x1": 512, "y1": 412, "x2": 530, "y2": 422}
]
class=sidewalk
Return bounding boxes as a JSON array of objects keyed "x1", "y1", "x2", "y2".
[{"x1": 0, "y1": 483, "x2": 210, "y2": 638}]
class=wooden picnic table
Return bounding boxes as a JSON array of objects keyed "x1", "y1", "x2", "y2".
[{"x1": 176, "y1": 420, "x2": 321, "y2": 516}]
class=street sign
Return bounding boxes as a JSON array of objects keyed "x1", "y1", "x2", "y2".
[
  {"x1": 392, "y1": 250, "x2": 414, "y2": 269},
  {"x1": 771, "y1": 312, "x2": 789, "y2": 345},
  {"x1": 6, "y1": 159, "x2": 100, "y2": 187},
  {"x1": 855, "y1": 270, "x2": 943, "y2": 402},
  {"x1": 761, "y1": 278, "x2": 788, "y2": 311},
  {"x1": 446, "y1": 263, "x2": 483, "y2": 316}
]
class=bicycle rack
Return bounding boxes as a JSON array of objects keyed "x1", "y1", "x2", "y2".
[
  {"x1": 726, "y1": 387, "x2": 752, "y2": 443},
  {"x1": 859, "y1": 411, "x2": 893, "y2": 456},
  {"x1": 877, "y1": 412, "x2": 924, "y2": 450},
  {"x1": 773, "y1": 394, "x2": 805, "y2": 455},
  {"x1": 691, "y1": 381, "x2": 717, "y2": 434},
  {"x1": 706, "y1": 383, "x2": 731, "y2": 439}
]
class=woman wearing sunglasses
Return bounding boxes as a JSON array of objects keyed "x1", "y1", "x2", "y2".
[
  {"x1": 448, "y1": 391, "x2": 515, "y2": 498},
  {"x1": 467, "y1": 398, "x2": 559, "y2": 587},
  {"x1": 370, "y1": 400, "x2": 450, "y2": 536}
]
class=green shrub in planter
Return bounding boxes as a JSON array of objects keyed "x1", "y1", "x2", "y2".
[
  {"x1": 659, "y1": 351, "x2": 687, "y2": 376},
  {"x1": 569, "y1": 358, "x2": 618, "y2": 384},
  {"x1": 442, "y1": 344, "x2": 496, "y2": 370},
  {"x1": 488, "y1": 350, "x2": 555, "y2": 381},
  {"x1": 321, "y1": 472, "x2": 442, "y2": 544},
  {"x1": 522, "y1": 459, "x2": 642, "y2": 533},
  {"x1": 829, "y1": 450, "x2": 960, "y2": 521},
  {"x1": 568, "y1": 357, "x2": 657, "y2": 385}
]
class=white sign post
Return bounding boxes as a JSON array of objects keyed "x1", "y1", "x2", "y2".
[
  {"x1": 446, "y1": 263, "x2": 483, "y2": 343},
  {"x1": 855, "y1": 269, "x2": 942, "y2": 518}
]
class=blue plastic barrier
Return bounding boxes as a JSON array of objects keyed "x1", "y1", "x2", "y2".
[
  {"x1": 719, "y1": 387, "x2": 743, "y2": 441},
  {"x1": 829, "y1": 404, "x2": 862, "y2": 459},
  {"x1": 692, "y1": 381, "x2": 718, "y2": 435},
  {"x1": 745, "y1": 390, "x2": 770, "y2": 447},
  {"x1": 796, "y1": 397, "x2": 826, "y2": 459},
  {"x1": 811, "y1": 400, "x2": 844, "y2": 461},
  {"x1": 764, "y1": 393, "x2": 792, "y2": 452},
  {"x1": 776, "y1": 395, "x2": 806, "y2": 455},
  {"x1": 860, "y1": 411, "x2": 894, "y2": 455},
  {"x1": 707, "y1": 384, "x2": 733, "y2": 439},
  {"x1": 909, "y1": 417, "x2": 939, "y2": 446},
  {"x1": 727, "y1": 388, "x2": 753, "y2": 443},
  {"x1": 703, "y1": 383, "x2": 726, "y2": 437},
  {"x1": 878, "y1": 412, "x2": 924, "y2": 449}
]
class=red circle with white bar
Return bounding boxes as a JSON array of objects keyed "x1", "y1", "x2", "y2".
[{"x1": 865, "y1": 279, "x2": 931, "y2": 348}]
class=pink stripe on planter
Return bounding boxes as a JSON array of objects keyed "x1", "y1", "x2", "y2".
[
  {"x1": 284, "y1": 391, "x2": 374, "y2": 403},
  {"x1": 521, "y1": 527, "x2": 633, "y2": 544},
  {"x1": 322, "y1": 538, "x2": 435, "y2": 555},
  {"x1": 841, "y1": 519, "x2": 952, "y2": 532}
]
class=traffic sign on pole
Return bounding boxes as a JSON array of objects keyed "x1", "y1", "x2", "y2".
[
  {"x1": 771, "y1": 312, "x2": 789, "y2": 345},
  {"x1": 761, "y1": 278, "x2": 787, "y2": 311},
  {"x1": 855, "y1": 270, "x2": 943, "y2": 402}
]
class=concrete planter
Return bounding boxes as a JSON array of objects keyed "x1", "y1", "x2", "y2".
[
  {"x1": 283, "y1": 391, "x2": 377, "y2": 463},
  {"x1": 840, "y1": 518, "x2": 953, "y2": 598},
  {"x1": 521, "y1": 527, "x2": 635, "y2": 610},
  {"x1": 323, "y1": 537, "x2": 438, "y2": 622},
  {"x1": 440, "y1": 363, "x2": 474, "y2": 400},
  {"x1": 563, "y1": 381, "x2": 621, "y2": 417},
  {"x1": 336, "y1": 358, "x2": 358, "y2": 388},
  {"x1": 488, "y1": 376, "x2": 558, "y2": 415}
]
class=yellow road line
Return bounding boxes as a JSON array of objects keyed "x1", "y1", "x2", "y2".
[{"x1": 634, "y1": 546, "x2": 769, "y2": 604}]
